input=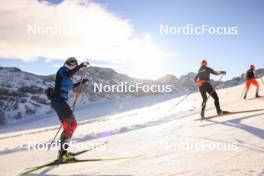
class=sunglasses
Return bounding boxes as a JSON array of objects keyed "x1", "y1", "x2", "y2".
[{"x1": 67, "y1": 61, "x2": 78, "y2": 66}]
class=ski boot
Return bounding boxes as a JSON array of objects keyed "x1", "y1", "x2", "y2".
[
  {"x1": 56, "y1": 140, "x2": 75, "y2": 163},
  {"x1": 201, "y1": 111, "x2": 205, "y2": 119},
  {"x1": 243, "y1": 94, "x2": 247, "y2": 100},
  {"x1": 217, "y1": 110, "x2": 229, "y2": 116},
  {"x1": 256, "y1": 91, "x2": 260, "y2": 98},
  {"x1": 57, "y1": 149, "x2": 76, "y2": 163}
]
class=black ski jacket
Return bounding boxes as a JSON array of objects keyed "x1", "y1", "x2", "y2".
[
  {"x1": 246, "y1": 69, "x2": 256, "y2": 80},
  {"x1": 194, "y1": 65, "x2": 220, "y2": 82}
]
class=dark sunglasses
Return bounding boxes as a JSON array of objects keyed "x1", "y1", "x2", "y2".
[{"x1": 67, "y1": 61, "x2": 78, "y2": 66}]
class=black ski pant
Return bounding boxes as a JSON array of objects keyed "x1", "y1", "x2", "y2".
[
  {"x1": 199, "y1": 82, "x2": 221, "y2": 113},
  {"x1": 51, "y1": 96, "x2": 77, "y2": 151}
]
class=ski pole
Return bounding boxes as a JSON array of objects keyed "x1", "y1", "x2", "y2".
[
  {"x1": 71, "y1": 70, "x2": 85, "y2": 112},
  {"x1": 260, "y1": 77, "x2": 264, "y2": 86},
  {"x1": 168, "y1": 74, "x2": 225, "y2": 113},
  {"x1": 48, "y1": 125, "x2": 62, "y2": 151},
  {"x1": 259, "y1": 77, "x2": 264, "y2": 95},
  {"x1": 240, "y1": 74, "x2": 247, "y2": 99},
  {"x1": 168, "y1": 91, "x2": 192, "y2": 112},
  {"x1": 240, "y1": 86, "x2": 246, "y2": 99}
]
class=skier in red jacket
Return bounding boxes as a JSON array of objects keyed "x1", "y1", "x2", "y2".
[{"x1": 243, "y1": 65, "x2": 260, "y2": 99}]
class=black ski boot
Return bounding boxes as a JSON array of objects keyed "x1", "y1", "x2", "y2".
[
  {"x1": 256, "y1": 90, "x2": 260, "y2": 98},
  {"x1": 243, "y1": 93, "x2": 247, "y2": 99},
  {"x1": 201, "y1": 111, "x2": 205, "y2": 119},
  {"x1": 217, "y1": 110, "x2": 229, "y2": 116}
]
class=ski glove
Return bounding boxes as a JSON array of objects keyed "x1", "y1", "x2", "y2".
[
  {"x1": 219, "y1": 71, "x2": 226, "y2": 75},
  {"x1": 81, "y1": 79, "x2": 89, "y2": 84},
  {"x1": 80, "y1": 62, "x2": 90, "y2": 67}
]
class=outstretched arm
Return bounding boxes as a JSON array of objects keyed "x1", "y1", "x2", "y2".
[{"x1": 209, "y1": 67, "x2": 226, "y2": 75}]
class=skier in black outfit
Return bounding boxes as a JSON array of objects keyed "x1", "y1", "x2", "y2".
[
  {"x1": 194, "y1": 60, "x2": 227, "y2": 119},
  {"x1": 50, "y1": 57, "x2": 89, "y2": 162}
]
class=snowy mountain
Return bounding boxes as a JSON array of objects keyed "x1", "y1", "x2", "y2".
[
  {"x1": 0, "y1": 66, "x2": 170, "y2": 125},
  {"x1": 1, "y1": 66, "x2": 264, "y2": 125},
  {"x1": 0, "y1": 67, "x2": 52, "y2": 125}
]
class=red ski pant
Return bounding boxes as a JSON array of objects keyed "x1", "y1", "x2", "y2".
[
  {"x1": 61, "y1": 117, "x2": 77, "y2": 139},
  {"x1": 246, "y1": 78, "x2": 259, "y2": 91}
]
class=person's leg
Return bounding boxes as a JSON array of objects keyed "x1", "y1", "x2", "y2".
[
  {"x1": 50, "y1": 97, "x2": 75, "y2": 159},
  {"x1": 244, "y1": 80, "x2": 251, "y2": 99},
  {"x1": 251, "y1": 78, "x2": 260, "y2": 97},
  {"x1": 62, "y1": 115, "x2": 77, "y2": 139},
  {"x1": 199, "y1": 85, "x2": 207, "y2": 118},
  {"x1": 60, "y1": 120, "x2": 69, "y2": 153},
  {"x1": 60, "y1": 115, "x2": 77, "y2": 154},
  {"x1": 206, "y1": 84, "x2": 221, "y2": 114}
]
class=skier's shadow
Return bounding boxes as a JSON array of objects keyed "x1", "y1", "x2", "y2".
[
  {"x1": 27, "y1": 160, "x2": 134, "y2": 176},
  {"x1": 29, "y1": 167, "x2": 133, "y2": 176},
  {"x1": 24, "y1": 164, "x2": 134, "y2": 176},
  {"x1": 28, "y1": 174, "x2": 133, "y2": 176},
  {"x1": 201, "y1": 112, "x2": 264, "y2": 140}
]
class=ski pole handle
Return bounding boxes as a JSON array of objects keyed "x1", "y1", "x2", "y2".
[{"x1": 71, "y1": 69, "x2": 86, "y2": 111}]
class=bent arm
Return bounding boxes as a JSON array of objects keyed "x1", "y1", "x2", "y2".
[{"x1": 68, "y1": 64, "x2": 83, "y2": 77}]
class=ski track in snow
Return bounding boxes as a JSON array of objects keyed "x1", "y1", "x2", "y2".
[{"x1": 0, "y1": 83, "x2": 264, "y2": 176}]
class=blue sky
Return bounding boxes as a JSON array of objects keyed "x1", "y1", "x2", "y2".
[{"x1": 0, "y1": 0, "x2": 263, "y2": 80}]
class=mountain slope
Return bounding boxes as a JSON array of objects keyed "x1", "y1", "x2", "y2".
[{"x1": 0, "y1": 79, "x2": 263, "y2": 175}]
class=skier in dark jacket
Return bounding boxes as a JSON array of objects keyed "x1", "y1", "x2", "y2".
[
  {"x1": 194, "y1": 60, "x2": 227, "y2": 119},
  {"x1": 243, "y1": 65, "x2": 260, "y2": 99},
  {"x1": 51, "y1": 57, "x2": 89, "y2": 161}
]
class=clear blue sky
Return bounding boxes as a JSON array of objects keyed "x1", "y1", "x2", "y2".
[{"x1": 0, "y1": 0, "x2": 263, "y2": 80}]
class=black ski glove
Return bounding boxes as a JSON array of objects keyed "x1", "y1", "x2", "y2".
[
  {"x1": 219, "y1": 71, "x2": 226, "y2": 75},
  {"x1": 80, "y1": 62, "x2": 90, "y2": 67},
  {"x1": 81, "y1": 79, "x2": 89, "y2": 84}
]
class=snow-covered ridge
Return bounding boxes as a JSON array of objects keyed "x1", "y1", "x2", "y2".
[{"x1": 1, "y1": 66, "x2": 264, "y2": 125}]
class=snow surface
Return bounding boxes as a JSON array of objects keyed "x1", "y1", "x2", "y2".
[{"x1": 0, "y1": 83, "x2": 264, "y2": 176}]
